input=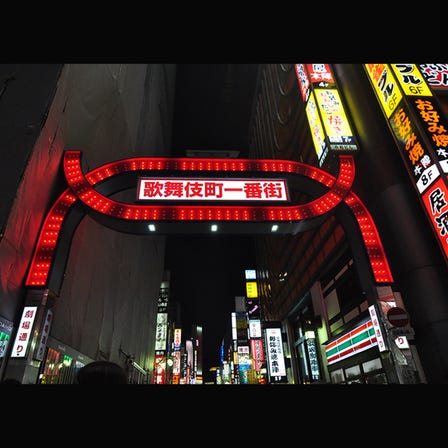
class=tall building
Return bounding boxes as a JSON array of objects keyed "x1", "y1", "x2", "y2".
[
  {"x1": 0, "y1": 64, "x2": 177, "y2": 383},
  {"x1": 248, "y1": 64, "x2": 448, "y2": 384}
]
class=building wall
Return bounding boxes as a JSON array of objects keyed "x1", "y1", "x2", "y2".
[
  {"x1": 249, "y1": 63, "x2": 448, "y2": 384},
  {"x1": 0, "y1": 64, "x2": 177, "y2": 380}
]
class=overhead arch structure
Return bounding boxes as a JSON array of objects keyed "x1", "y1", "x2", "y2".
[{"x1": 25, "y1": 150, "x2": 393, "y2": 295}]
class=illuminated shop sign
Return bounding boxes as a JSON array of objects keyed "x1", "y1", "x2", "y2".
[
  {"x1": 306, "y1": 63, "x2": 335, "y2": 85},
  {"x1": 391, "y1": 64, "x2": 433, "y2": 97},
  {"x1": 154, "y1": 312, "x2": 168, "y2": 351},
  {"x1": 173, "y1": 328, "x2": 182, "y2": 350},
  {"x1": 305, "y1": 91, "x2": 327, "y2": 162},
  {"x1": 325, "y1": 318, "x2": 380, "y2": 366},
  {"x1": 244, "y1": 269, "x2": 256, "y2": 280},
  {"x1": 421, "y1": 176, "x2": 448, "y2": 256},
  {"x1": 246, "y1": 281, "x2": 258, "y2": 298},
  {"x1": 389, "y1": 105, "x2": 440, "y2": 193},
  {"x1": 295, "y1": 63, "x2": 311, "y2": 102},
  {"x1": 364, "y1": 63, "x2": 403, "y2": 118},
  {"x1": 250, "y1": 338, "x2": 265, "y2": 371},
  {"x1": 306, "y1": 336, "x2": 320, "y2": 380},
  {"x1": 11, "y1": 306, "x2": 38, "y2": 358},
  {"x1": 295, "y1": 63, "x2": 358, "y2": 165},
  {"x1": 248, "y1": 319, "x2": 262, "y2": 338},
  {"x1": 419, "y1": 64, "x2": 448, "y2": 90},
  {"x1": 368, "y1": 305, "x2": 387, "y2": 352},
  {"x1": 366, "y1": 63, "x2": 448, "y2": 262},
  {"x1": 314, "y1": 88, "x2": 358, "y2": 152},
  {"x1": 265, "y1": 327, "x2": 287, "y2": 378},
  {"x1": 137, "y1": 178, "x2": 289, "y2": 202},
  {"x1": 409, "y1": 97, "x2": 448, "y2": 174},
  {"x1": 154, "y1": 354, "x2": 167, "y2": 384}
]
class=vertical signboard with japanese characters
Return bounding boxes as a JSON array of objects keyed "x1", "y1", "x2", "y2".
[
  {"x1": 34, "y1": 309, "x2": 53, "y2": 361},
  {"x1": 265, "y1": 327, "x2": 287, "y2": 381},
  {"x1": 295, "y1": 64, "x2": 359, "y2": 166},
  {"x1": 10, "y1": 306, "x2": 38, "y2": 358},
  {"x1": 365, "y1": 63, "x2": 448, "y2": 263}
]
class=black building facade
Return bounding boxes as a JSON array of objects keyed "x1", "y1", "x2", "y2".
[{"x1": 248, "y1": 64, "x2": 448, "y2": 384}]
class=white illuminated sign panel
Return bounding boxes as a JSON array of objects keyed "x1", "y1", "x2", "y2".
[
  {"x1": 368, "y1": 305, "x2": 387, "y2": 352},
  {"x1": 245, "y1": 269, "x2": 256, "y2": 280},
  {"x1": 11, "y1": 306, "x2": 38, "y2": 358},
  {"x1": 265, "y1": 327, "x2": 287, "y2": 378},
  {"x1": 137, "y1": 178, "x2": 289, "y2": 202},
  {"x1": 155, "y1": 312, "x2": 168, "y2": 351},
  {"x1": 249, "y1": 319, "x2": 262, "y2": 338}
]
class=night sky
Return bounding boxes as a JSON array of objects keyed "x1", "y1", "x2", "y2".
[
  {"x1": 164, "y1": 234, "x2": 256, "y2": 381},
  {"x1": 168, "y1": 64, "x2": 259, "y2": 382}
]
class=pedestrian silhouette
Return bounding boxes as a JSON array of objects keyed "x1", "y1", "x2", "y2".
[{"x1": 75, "y1": 360, "x2": 128, "y2": 384}]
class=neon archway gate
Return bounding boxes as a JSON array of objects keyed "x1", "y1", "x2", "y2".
[{"x1": 25, "y1": 151, "x2": 393, "y2": 297}]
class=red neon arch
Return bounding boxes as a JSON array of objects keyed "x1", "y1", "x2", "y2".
[{"x1": 25, "y1": 151, "x2": 393, "y2": 286}]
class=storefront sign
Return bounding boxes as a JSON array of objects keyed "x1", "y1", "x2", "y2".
[
  {"x1": 265, "y1": 327, "x2": 287, "y2": 378},
  {"x1": 410, "y1": 97, "x2": 448, "y2": 174},
  {"x1": 305, "y1": 91, "x2": 327, "y2": 163},
  {"x1": 250, "y1": 338, "x2": 265, "y2": 371},
  {"x1": 246, "y1": 281, "x2": 258, "y2": 298},
  {"x1": 369, "y1": 305, "x2": 387, "y2": 352},
  {"x1": 419, "y1": 64, "x2": 448, "y2": 90},
  {"x1": 154, "y1": 312, "x2": 168, "y2": 351},
  {"x1": 325, "y1": 316, "x2": 383, "y2": 366},
  {"x1": 421, "y1": 176, "x2": 448, "y2": 256},
  {"x1": 295, "y1": 64, "x2": 358, "y2": 166},
  {"x1": 10, "y1": 306, "x2": 38, "y2": 358},
  {"x1": 364, "y1": 63, "x2": 403, "y2": 118},
  {"x1": 389, "y1": 105, "x2": 440, "y2": 194},
  {"x1": 391, "y1": 64, "x2": 433, "y2": 97}
]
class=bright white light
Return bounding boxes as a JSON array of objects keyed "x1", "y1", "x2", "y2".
[
  {"x1": 305, "y1": 330, "x2": 315, "y2": 340},
  {"x1": 271, "y1": 224, "x2": 279, "y2": 232},
  {"x1": 148, "y1": 224, "x2": 156, "y2": 232},
  {"x1": 211, "y1": 224, "x2": 218, "y2": 232}
]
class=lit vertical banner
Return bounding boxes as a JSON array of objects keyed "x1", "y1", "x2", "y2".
[
  {"x1": 11, "y1": 306, "x2": 38, "y2": 358},
  {"x1": 364, "y1": 64, "x2": 403, "y2": 118},
  {"x1": 305, "y1": 91, "x2": 327, "y2": 162},
  {"x1": 365, "y1": 63, "x2": 448, "y2": 263},
  {"x1": 265, "y1": 327, "x2": 287, "y2": 380},
  {"x1": 155, "y1": 312, "x2": 168, "y2": 351},
  {"x1": 295, "y1": 63, "x2": 359, "y2": 166}
]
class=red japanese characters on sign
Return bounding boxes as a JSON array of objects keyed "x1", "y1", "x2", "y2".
[
  {"x1": 421, "y1": 176, "x2": 448, "y2": 259},
  {"x1": 137, "y1": 178, "x2": 289, "y2": 202},
  {"x1": 250, "y1": 338, "x2": 265, "y2": 371},
  {"x1": 419, "y1": 64, "x2": 448, "y2": 90},
  {"x1": 295, "y1": 64, "x2": 311, "y2": 102},
  {"x1": 11, "y1": 306, "x2": 38, "y2": 358},
  {"x1": 368, "y1": 305, "x2": 387, "y2": 352}
]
